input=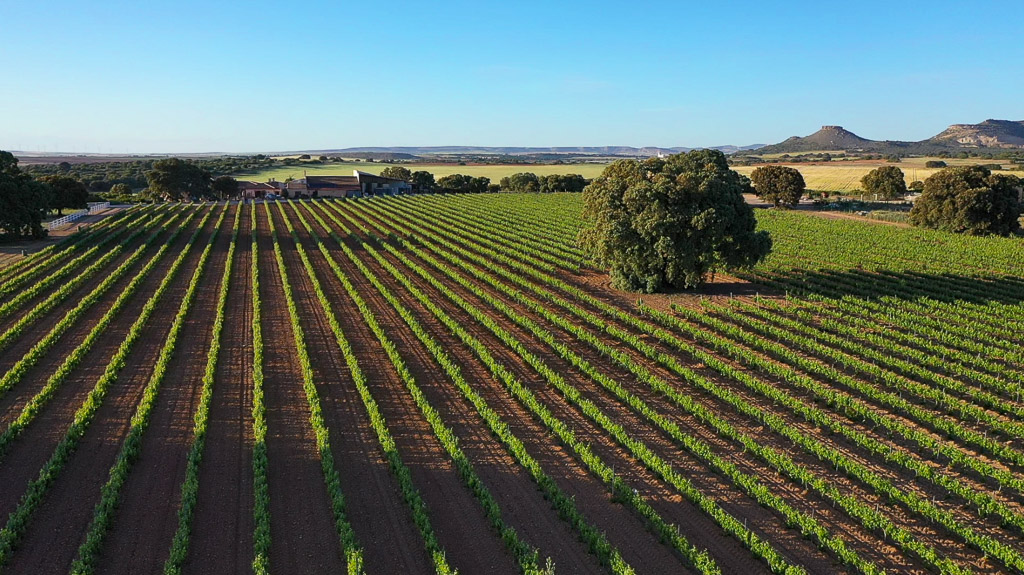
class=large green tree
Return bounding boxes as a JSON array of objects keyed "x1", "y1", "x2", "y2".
[
  {"x1": 380, "y1": 166, "x2": 413, "y2": 181},
  {"x1": 909, "y1": 166, "x2": 1022, "y2": 235},
  {"x1": 410, "y1": 171, "x2": 435, "y2": 192},
  {"x1": 579, "y1": 150, "x2": 771, "y2": 293},
  {"x1": 437, "y1": 174, "x2": 490, "y2": 194},
  {"x1": 0, "y1": 151, "x2": 50, "y2": 239},
  {"x1": 40, "y1": 175, "x2": 89, "y2": 214},
  {"x1": 860, "y1": 165, "x2": 907, "y2": 200},
  {"x1": 749, "y1": 165, "x2": 805, "y2": 207},
  {"x1": 211, "y1": 175, "x2": 239, "y2": 199},
  {"x1": 539, "y1": 174, "x2": 587, "y2": 193},
  {"x1": 145, "y1": 158, "x2": 212, "y2": 200},
  {"x1": 499, "y1": 172, "x2": 540, "y2": 193}
]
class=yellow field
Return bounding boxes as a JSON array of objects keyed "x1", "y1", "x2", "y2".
[
  {"x1": 234, "y1": 161, "x2": 611, "y2": 183},
  {"x1": 733, "y1": 160, "x2": 1024, "y2": 193},
  {"x1": 238, "y1": 157, "x2": 1023, "y2": 194}
]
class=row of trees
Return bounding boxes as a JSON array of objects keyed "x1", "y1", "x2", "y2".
[
  {"x1": 578, "y1": 151, "x2": 1023, "y2": 295},
  {"x1": 748, "y1": 165, "x2": 913, "y2": 207},
  {"x1": 498, "y1": 173, "x2": 587, "y2": 194},
  {"x1": 21, "y1": 155, "x2": 280, "y2": 192},
  {"x1": 747, "y1": 163, "x2": 1021, "y2": 235},
  {"x1": 379, "y1": 166, "x2": 588, "y2": 194},
  {"x1": 0, "y1": 152, "x2": 95, "y2": 240}
]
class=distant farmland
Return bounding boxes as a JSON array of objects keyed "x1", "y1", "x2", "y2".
[
  {"x1": 234, "y1": 161, "x2": 610, "y2": 183},
  {"x1": 735, "y1": 157, "x2": 1024, "y2": 194},
  {"x1": 238, "y1": 157, "x2": 1024, "y2": 196}
]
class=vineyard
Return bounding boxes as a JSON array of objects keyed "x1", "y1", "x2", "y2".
[{"x1": 0, "y1": 193, "x2": 1023, "y2": 574}]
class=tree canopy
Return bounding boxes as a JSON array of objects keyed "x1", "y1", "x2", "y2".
[
  {"x1": 499, "y1": 172, "x2": 541, "y2": 193},
  {"x1": 540, "y1": 173, "x2": 587, "y2": 194},
  {"x1": 410, "y1": 171, "x2": 435, "y2": 192},
  {"x1": 211, "y1": 175, "x2": 239, "y2": 199},
  {"x1": 578, "y1": 150, "x2": 771, "y2": 293},
  {"x1": 0, "y1": 151, "x2": 49, "y2": 240},
  {"x1": 40, "y1": 175, "x2": 89, "y2": 214},
  {"x1": 380, "y1": 166, "x2": 413, "y2": 181},
  {"x1": 860, "y1": 165, "x2": 907, "y2": 200},
  {"x1": 437, "y1": 174, "x2": 490, "y2": 194},
  {"x1": 909, "y1": 165, "x2": 1022, "y2": 236},
  {"x1": 145, "y1": 158, "x2": 212, "y2": 201},
  {"x1": 749, "y1": 165, "x2": 805, "y2": 207}
]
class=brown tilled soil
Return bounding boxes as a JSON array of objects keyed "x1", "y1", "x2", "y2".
[
  {"x1": 254, "y1": 205, "x2": 347, "y2": 574},
  {"x1": 276, "y1": 203, "x2": 483, "y2": 568},
  {"x1": 3, "y1": 200, "x2": 1021, "y2": 575},
  {"x1": 0, "y1": 210, "x2": 158, "y2": 339},
  {"x1": 397, "y1": 201, "x2": 1009, "y2": 572},
  {"x1": 0, "y1": 212, "x2": 205, "y2": 524},
  {"x1": 0, "y1": 219, "x2": 171, "y2": 426},
  {"x1": 297, "y1": 201, "x2": 608, "y2": 573},
  {"x1": 359, "y1": 198, "x2": 998, "y2": 572},
  {"x1": 183, "y1": 205, "x2": 255, "y2": 575},
  {"x1": 330, "y1": 208, "x2": 717, "y2": 574},
  {"x1": 97, "y1": 205, "x2": 234, "y2": 575},
  {"x1": 2, "y1": 209, "x2": 216, "y2": 574},
  {"x1": 280, "y1": 202, "x2": 523, "y2": 573}
]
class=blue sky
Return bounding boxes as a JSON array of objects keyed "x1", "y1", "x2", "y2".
[{"x1": 1, "y1": 0, "x2": 1022, "y2": 153}]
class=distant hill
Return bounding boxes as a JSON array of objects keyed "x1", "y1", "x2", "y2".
[
  {"x1": 928, "y1": 119, "x2": 1024, "y2": 148},
  {"x1": 763, "y1": 126, "x2": 874, "y2": 153},
  {"x1": 755, "y1": 120, "x2": 1024, "y2": 155}
]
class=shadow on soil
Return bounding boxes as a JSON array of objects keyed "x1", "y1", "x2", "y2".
[{"x1": 768, "y1": 267, "x2": 1024, "y2": 305}]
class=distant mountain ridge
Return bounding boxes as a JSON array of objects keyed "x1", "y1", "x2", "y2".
[
  {"x1": 756, "y1": 120, "x2": 1024, "y2": 155},
  {"x1": 285, "y1": 144, "x2": 765, "y2": 157}
]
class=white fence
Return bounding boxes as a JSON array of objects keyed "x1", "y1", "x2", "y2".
[
  {"x1": 47, "y1": 209, "x2": 88, "y2": 230},
  {"x1": 46, "y1": 202, "x2": 111, "y2": 230}
]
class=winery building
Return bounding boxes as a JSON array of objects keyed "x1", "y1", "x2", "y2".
[{"x1": 286, "y1": 170, "x2": 412, "y2": 199}]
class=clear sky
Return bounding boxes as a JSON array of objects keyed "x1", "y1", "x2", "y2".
[{"x1": 2, "y1": 0, "x2": 1022, "y2": 153}]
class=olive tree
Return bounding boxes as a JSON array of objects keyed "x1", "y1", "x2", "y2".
[{"x1": 579, "y1": 150, "x2": 771, "y2": 293}]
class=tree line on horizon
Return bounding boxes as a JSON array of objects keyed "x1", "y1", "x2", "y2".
[
  {"x1": 3, "y1": 148, "x2": 1020, "y2": 244},
  {"x1": 747, "y1": 163, "x2": 1023, "y2": 236}
]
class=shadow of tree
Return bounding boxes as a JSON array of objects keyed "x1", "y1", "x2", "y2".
[{"x1": 754, "y1": 267, "x2": 1024, "y2": 305}]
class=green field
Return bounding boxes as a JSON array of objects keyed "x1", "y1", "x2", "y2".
[{"x1": 234, "y1": 161, "x2": 611, "y2": 183}]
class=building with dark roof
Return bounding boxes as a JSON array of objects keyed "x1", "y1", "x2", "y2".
[
  {"x1": 238, "y1": 180, "x2": 277, "y2": 199},
  {"x1": 288, "y1": 170, "x2": 413, "y2": 198}
]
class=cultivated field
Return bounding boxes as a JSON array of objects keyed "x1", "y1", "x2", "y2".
[
  {"x1": 734, "y1": 159, "x2": 1024, "y2": 194},
  {"x1": 238, "y1": 156, "x2": 1024, "y2": 196},
  {"x1": 0, "y1": 194, "x2": 1023, "y2": 574},
  {"x1": 234, "y1": 162, "x2": 610, "y2": 184}
]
